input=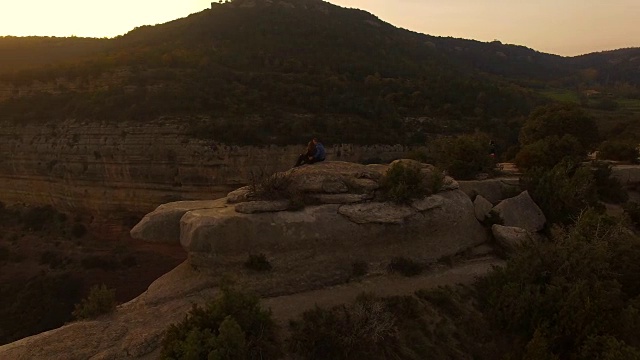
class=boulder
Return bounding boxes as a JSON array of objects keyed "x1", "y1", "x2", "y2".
[
  {"x1": 611, "y1": 165, "x2": 640, "y2": 186},
  {"x1": 473, "y1": 195, "x2": 493, "y2": 222},
  {"x1": 130, "y1": 200, "x2": 225, "y2": 244},
  {"x1": 458, "y1": 179, "x2": 520, "y2": 204},
  {"x1": 492, "y1": 225, "x2": 535, "y2": 252},
  {"x1": 179, "y1": 189, "x2": 487, "y2": 269},
  {"x1": 492, "y1": 191, "x2": 546, "y2": 232}
]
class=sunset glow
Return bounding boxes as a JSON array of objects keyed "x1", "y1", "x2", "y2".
[{"x1": 0, "y1": 0, "x2": 638, "y2": 56}]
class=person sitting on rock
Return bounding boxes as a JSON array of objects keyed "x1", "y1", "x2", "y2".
[{"x1": 294, "y1": 138, "x2": 326, "y2": 167}]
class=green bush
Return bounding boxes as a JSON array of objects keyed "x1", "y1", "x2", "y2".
[
  {"x1": 592, "y1": 161, "x2": 629, "y2": 204},
  {"x1": 161, "y1": 287, "x2": 281, "y2": 360},
  {"x1": 623, "y1": 202, "x2": 640, "y2": 228},
  {"x1": 244, "y1": 254, "x2": 272, "y2": 272},
  {"x1": 71, "y1": 222, "x2": 87, "y2": 238},
  {"x1": 0, "y1": 246, "x2": 9, "y2": 263},
  {"x1": 597, "y1": 140, "x2": 639, "y2": 163},
  {"x1": 248, "y1": 168, "x2": 293, "y2": 201},
  {"x1": 20, "y1": 205, "x2": 66, "y2": 232},
  {"x1": 289, "y1": 291, "x2": 500, "y2": 360},
  {"x1": 288, "y1": 295, "x2": 399, "y2": 360},
  {"x1": 522, "y1": 159, "x2": 600, "y2": 225},
  {"x1": 39, "y1": 250, "x2": 71, "y2": 269},
  {"x1": 515, "y1": 134, "x2": 585, "y2": 171},
  {"x1": 428, "y1": 133, "x2": 495, "y2": 180},
  {"x1": 351, "y1": 261, "x2": 369, "y2": 277},
  {"x1": 388, "y1": 257, "x2": 426, "y2": 277},
  {"x1": 379, "y1": 161, "x2": 441, "y2": 204},
  {"x1": 0, "y1": 273, "x2": 82, "y2": 345},
  {"x1": 72, "y1": 284, "x2": 116, "y2": 320},
  {"x1": 519, "y1": 103, "x2": 599, "y2": 150},
  {"x1": 476, "y1": 210, "x2": 640, "y2": 359},
  {"x1": 81, "y1": 255, "x2": 118, "y2": 270}
]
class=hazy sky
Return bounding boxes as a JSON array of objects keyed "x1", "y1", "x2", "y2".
[{"x1": 0, "y1": 0, "x2": 638, "y2": 56}]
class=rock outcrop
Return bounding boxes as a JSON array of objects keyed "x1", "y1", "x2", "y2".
[
  {"x1": 1, "y1": 159, "x2": 500, "y2": 359},
  {"x1": 132, "y1": 161, "x2": 486, "y2": 289}
]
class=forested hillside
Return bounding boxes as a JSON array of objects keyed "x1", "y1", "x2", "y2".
[{"x1": 0, "y1": 0, "x2": 638, "y2": 146}]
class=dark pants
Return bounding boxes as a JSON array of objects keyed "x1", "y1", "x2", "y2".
[{"x1": 294, "y1": 154, "x2": 325, "y2": 167}]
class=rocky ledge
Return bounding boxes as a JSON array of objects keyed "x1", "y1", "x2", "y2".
[
  {"x1": 0, "y1": 160, "x2": 549, "y2": 359},
  {"x1": 131, "y1": 160, "x2": 487, "y2": 291}
]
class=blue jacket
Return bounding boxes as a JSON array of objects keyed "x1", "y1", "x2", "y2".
[{"x1": 314, "y1": 143, "x2": 326, "y2": 160}]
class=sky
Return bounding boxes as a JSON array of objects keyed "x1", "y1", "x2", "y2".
[{"x1": 0, "y1": 0, "x2": 638, "y2": 56}]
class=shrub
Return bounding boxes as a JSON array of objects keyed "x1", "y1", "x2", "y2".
[
  {"x1": 0, "y1": 273, "x2": 82, "y2": 344},
  {"x1": 521, "y1": 159, "x2": 599, "y2": 225},
  {"x1": 289, "y1": 291, "x2": 498, "y2": 360},
  {"x1": 72, "y1": 284, "x2": 116, "y2": 320},
  {"x1": 244, "y1": 254, "x2": 272, "y2": 272},
  {"x1": 515, "y1": 134, "x2": 585, "y2": 171},
  {"x1": 288, "y1": 295, "x2": 398, "y2": 360},
  {"x1": 71, "y1": 222, "x2": 87, "y2": 238},
  {"x1": 519, "y1": 103, "x2": 599, "y2": 150},
  {"x1": 0, "y1": 246, "x2": 9, "y2": 263},
  {"x1": 248, "y1": 168, "x2": 293, "y2": 201},
  {"x1": 388, "y1": 257, "x2": 426, "y2": 277},
  {"x1": 428, "y1": 133, "x2": 495, "y2": 180},
  {"x1": 597, "y1": 140, "x2": 639, "y2": 163},
  {"x1": 351, "y1": 261, "x2": 369, "y2": 277},
  {"x1": 476, "y1": 210, "x2": 640, "y2": 359},
  {"x1": 81, "y1": 255, "x2": 118, "y2": 270},
  {"x1": 623, "y1": 202, "x2": 640, "y2": 228},
  {"x1": 405, "y1": 149, "x2": 428, "y2": 163},
  {"x1": 161, "y1": 287, "x2": 281, "y2": 360},
  {"x1": 380, "y1": 162, "x2": 424, "y2": 203},
  {"x1": 121, "y1": 255, "x2": 138, "y2": 268},
  {"x1": 39, "y1": 250, "x2": 70, "y2": 269},
  {"x1": 20, "y1": 205, "x2": 65, "y2": 231},
  {"x1": 592, "y1": 161, "x2": 629, "y2": 204},
  {"x1": 379, "y1": 161, "x2": 440, "y2": 204}
]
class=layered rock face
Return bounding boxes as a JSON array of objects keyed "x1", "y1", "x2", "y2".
[
  {"x1": 132, "y1": 161, "x2": 488, "y2": 292},
  {"x1": 0, "y1": 119, "x2": 407, "y2": 223}
]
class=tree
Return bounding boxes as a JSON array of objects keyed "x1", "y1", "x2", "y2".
[{"x1": 519, "y1": 104, "x2": 599, "y2": 150}]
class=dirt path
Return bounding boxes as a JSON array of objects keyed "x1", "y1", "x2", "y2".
[{"x1": 263, "y1": 256, "x2": 504, "y2": 325}]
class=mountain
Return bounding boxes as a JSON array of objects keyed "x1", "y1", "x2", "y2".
[
  {"x1": 0, "y1": 0, "x2": 638, "y2": 145},
  {"x1": 0, "y1": 36, "x2": 109, "y2": 73}
]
